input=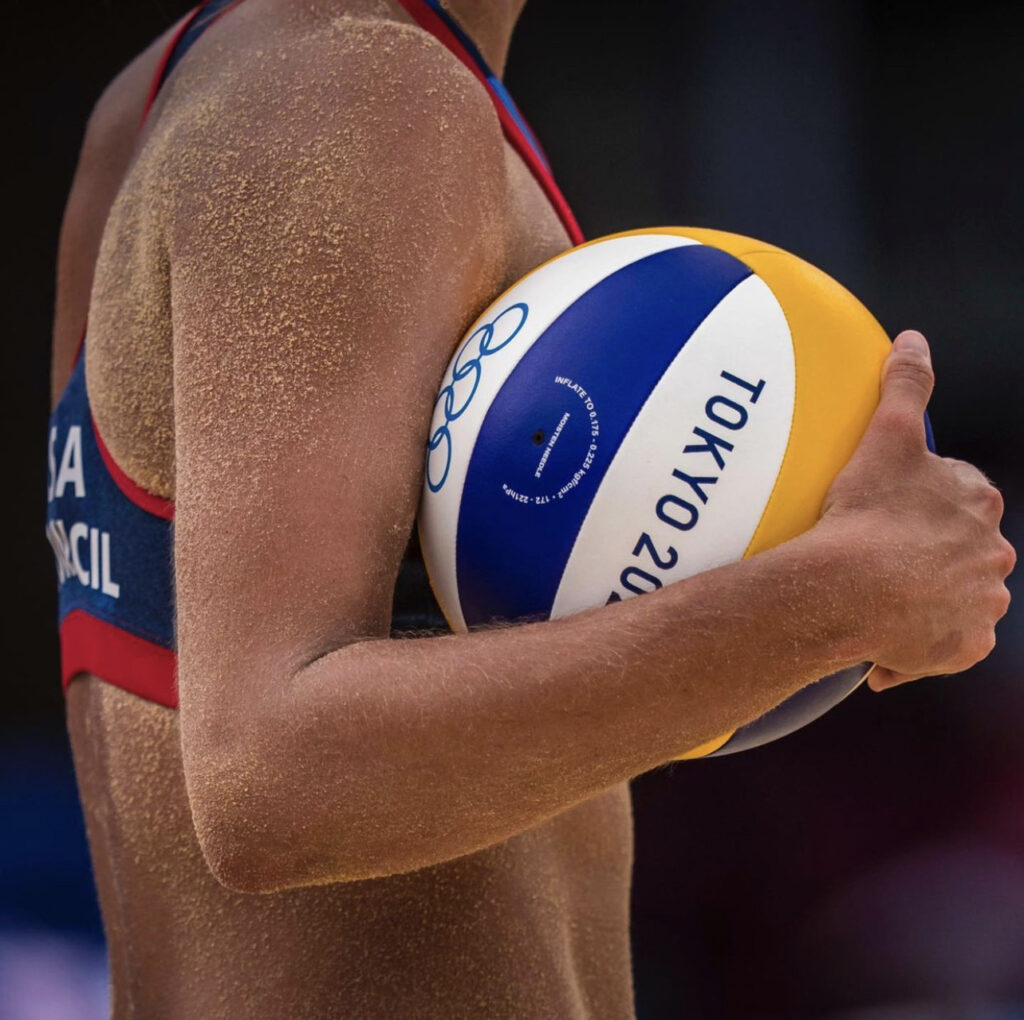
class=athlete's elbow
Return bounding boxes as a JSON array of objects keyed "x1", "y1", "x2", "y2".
[
  {"x1": 183, "y1": 734, "x2": 394, "y2": 892},
  {"x1": 195, "y1": 806, "x2": 418, "y2": 894},
  {"x1": 180, "y1": 685, "x2": 472, "y2": 889},
  {"x1": 195, "y1": 817, "x2": 274, "y2": 894},
  {"x1": 191, "y1": 772, "x2": 464, "y2": 892},
  {"x1": 184, "y1": 763, "x2": 274, "y2": 893},
  {"x1": 178, "y1": 730, "x2": 285, "y2": 892},
  {"x1": 191, "y1": 794, "x2": 326, "y2": 894}
]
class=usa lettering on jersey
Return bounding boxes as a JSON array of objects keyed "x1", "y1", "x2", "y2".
[{"x1": 46, "y1": 424, "x2": 120, "y2": 597}]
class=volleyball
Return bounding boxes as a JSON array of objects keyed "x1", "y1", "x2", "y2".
[{"x1": 418, "y1": 227, "x2": 902, "y2": 757}]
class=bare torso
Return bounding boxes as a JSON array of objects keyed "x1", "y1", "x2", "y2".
[
  {"x1": 67, "y1": 685, "x2": 633, "y2": 1017},
  {"x1": 55, "y1": 2, "x2": 635, "y2": 1016}
]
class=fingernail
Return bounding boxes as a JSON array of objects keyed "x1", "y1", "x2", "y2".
[{"x1": 895, "y1": 330, "x2": 929, "y2": 357}]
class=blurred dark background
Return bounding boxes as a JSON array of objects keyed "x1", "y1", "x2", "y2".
[{"x1": 2, "y1": 1, "x2": 1022, "y2": 1017}]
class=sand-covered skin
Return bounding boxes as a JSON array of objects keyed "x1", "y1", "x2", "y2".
[
  {"x1": 68, "y1": 680, "x2": 634, "y2": 1018},
  {"x1": 62, "y1": 1, "x2": 638, "y2": 1017}
]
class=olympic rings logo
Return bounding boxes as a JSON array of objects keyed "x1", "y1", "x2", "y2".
[{"x1": 426, "y1": 302, "x2": 530, "y2": 493}]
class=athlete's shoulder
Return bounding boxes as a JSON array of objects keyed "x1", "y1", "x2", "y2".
[
  {"x1": 158, "y1": 7, "x2": 510, "y2": 266},
  {"x1": 154, "y1": 7, "x2": 507, "y2": 175},
  {"x1": 302, "y1": 7, "x2": 503, "y2": 124}
]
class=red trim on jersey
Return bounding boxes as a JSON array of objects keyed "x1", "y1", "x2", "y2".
[
  {"x1": 71, "y1": 322, "x2": 87, "y2": 367},
  {"x1": 61, "y1": 610, "x2": 178, "y2": 708},
  {"x1": 63, "y1": 320, "x2": 175, "y2": 520},
  {"x1": 141, "y1": 0, "x2": 249, "y2": 128},
  {"x1": 393, "y1": 0, "x2": 585, "y2": 246},
  {"x1": 141, "y1": 6, "x2": 202, "y2": 127},
  {"x1": 91, "y1": 416, "x2": 176, "y2": 521}
]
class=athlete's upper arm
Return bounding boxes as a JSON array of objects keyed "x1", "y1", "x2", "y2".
[{"x1": 169, "y1": 23, "x2": 508, "y2": 753}]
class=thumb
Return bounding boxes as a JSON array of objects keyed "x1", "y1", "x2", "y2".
[
  {"x1": 868, "y1": 330, "x2": 934, "y2": 449},
  {"x1": 880, "y1": 330, "x2": 934, "y2": 415}
]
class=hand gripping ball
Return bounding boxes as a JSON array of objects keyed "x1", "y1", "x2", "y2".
[{"x1": 418, "y1": 227, "x2": 913, "y2": 758}]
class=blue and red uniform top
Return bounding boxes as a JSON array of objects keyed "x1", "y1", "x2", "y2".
[{"x1": 45, "y1": 0, "x2": 583, "y2": 709}]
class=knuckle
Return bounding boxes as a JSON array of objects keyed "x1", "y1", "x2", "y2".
[
  {"x1": 942, "y1": 456, "x2": 970, "y2": 471},
  {"x1": 995, "y1": 585, "x2": 1012, "y2": 617},
  {"x1": 979, "y1": 484, "x2": 1004, "y2": 518},
  {"x1": 888, "y1": 355, "x2": 935, "y2": 390},
  {"x1": 947, "y1": 461, "x2": 1003, "y2": 512},
  {"x1": 945, "y1": 457, "x2": 984, "y2": 483},
  {"x1": 997, "y1": 539, "x2": 1017, "y2": 576},
  {"x1": 957, "y1": 632, "x2": 994, "y2": 672}
]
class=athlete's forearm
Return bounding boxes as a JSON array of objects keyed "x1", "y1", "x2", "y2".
[{"x1": 188, "y1": 524, "x2": 871, "y2": 892}]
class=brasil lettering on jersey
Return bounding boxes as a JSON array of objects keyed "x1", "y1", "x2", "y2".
[
  {"x1": 45, "y1": 353, "x2": 175, "y2": 652},
  {"x1": 46, "y1": 424, "x2": 121, "y2": 597}
]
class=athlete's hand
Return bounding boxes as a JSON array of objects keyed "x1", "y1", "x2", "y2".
[{"x1": 818, "y1": 330, "x2": 1015, "y2": 690}]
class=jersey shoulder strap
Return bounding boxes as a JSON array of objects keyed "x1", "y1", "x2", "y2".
[
  {"x1": 141, "y1": 0, "x2": 245, "y2": 125},
  {"x1": 394, "y1": 0, "x2": 583, "y2": 244},
  {"x1": 141, "y1": 0, "x2": 584, "y2": 243}
]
